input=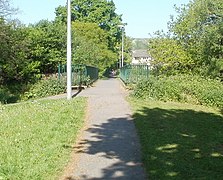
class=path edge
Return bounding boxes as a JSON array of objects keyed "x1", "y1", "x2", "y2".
[{"x1": 58, "y1": 97, "x2": 91, "y2": 180}]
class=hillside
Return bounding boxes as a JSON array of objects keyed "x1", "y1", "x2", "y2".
[{"x1": 132, "y1": 38, "x2": 149, "y2": 50}]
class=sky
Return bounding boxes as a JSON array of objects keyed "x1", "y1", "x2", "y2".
[{"x1": 11, "y1": 0, "x2": 190, "y2": 38}]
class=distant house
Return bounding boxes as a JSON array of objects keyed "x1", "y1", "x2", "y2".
[{"x1": 132, "y1": 50, "x2": 152, "y2": 66}]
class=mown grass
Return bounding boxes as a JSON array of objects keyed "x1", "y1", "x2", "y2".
[
  {"x1": 129, "y1": 98, "x2": 223, "y2": 179},
  {"x1": 0, "y1": 98, "x2": 86, "y2": 179}
]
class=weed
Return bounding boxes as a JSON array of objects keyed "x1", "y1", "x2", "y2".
[{"x1": 132, "y1": 75, "x2": 223, "y2": 108}]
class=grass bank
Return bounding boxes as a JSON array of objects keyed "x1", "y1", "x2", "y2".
[
  {"x1": 0, "y1": 98, "x2": 86, "y2": 179},
  {"x1": 132, "y1": 75, "x2": 223, "y2": 108},
  {"x1": 129, "y1": 98, "x2": 223, "y2": 179}
]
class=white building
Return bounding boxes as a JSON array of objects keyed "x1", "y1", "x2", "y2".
[{"x1": 132, "y1": 50, "x2": 152, "y2": 66}]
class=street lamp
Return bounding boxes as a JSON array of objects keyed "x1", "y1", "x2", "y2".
[
  {"x1": 118, "y1": 24, "x2": 125, "y2": 68},
  {"x1": 67, "y1": 0, "x2": 72, "y2": 100}
]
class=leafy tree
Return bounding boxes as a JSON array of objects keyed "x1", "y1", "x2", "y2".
[
  {"x1": 72, "y1": 22, "x2": 117, "y2": 72},
  {"x1": 149, "y1": 33, "x2": 193, "y2": 75},
  {"x1": 0, "y1": 1, "x2": 38, "y2": 87},
  {"x1": 169, "y1": 0, "x2": 223, "y2": 78},
  {"x1": 148, "y1": 0, "x2": 223, "y2": 78},
  {"x1": 0, "y1": 21, "x2": 40, "y2": 85},
  {"x1": 55, "y1": 0, "x2": 123, "y2": 52},
  {"x1": 27, "y1": 20, "x2": 67, "y2": 74},
  {"x1": 123, "y1": 36, "x2": 133, "y2": 65},
  {"x1": 0, "y1": 0, "x2": 17, "y2": 18}
]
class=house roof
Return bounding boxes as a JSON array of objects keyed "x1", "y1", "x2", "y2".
[{"x1": 132, "y1": 50, "x2": 150, "y2": 58}]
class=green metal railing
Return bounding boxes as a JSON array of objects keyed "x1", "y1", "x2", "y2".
[
  {"x1": 58, "y1": 64, "x2": 98, "y2": 86},
  {"x1": 86, "y1": 65, "x2": 98, "y2": 83},
  {"x1": 120, "y1": 64, "x2": 149, "y2": 84}
]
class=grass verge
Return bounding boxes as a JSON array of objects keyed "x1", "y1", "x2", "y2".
[
  {"x1": 0, "y1": 98, "x2": 86, "y2": 179},
  {"x1": 129, "y1": 98, "x2": 223, "y2": 179},
  {"x1": 132, "y1": 75, "x2": 223, "y2": 108}
]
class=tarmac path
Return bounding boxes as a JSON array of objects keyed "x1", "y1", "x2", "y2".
[{"x1": 62, "y1": 78, "x2": 146, "y2": 180}]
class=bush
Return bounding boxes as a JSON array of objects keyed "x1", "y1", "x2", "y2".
[
  {"x1": 23, "y1": 77, "x2": 66, "y2": 100},
  {"x1": 0, "y1": 87, "x2": 19, "y2": 104},
  {"x1": 132, "y1": 75, "x2": 223, "y2": 108}
]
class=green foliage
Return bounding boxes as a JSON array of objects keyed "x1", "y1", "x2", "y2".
[
  {"x1": 0, "y1": 20, "x2": 41, "y2": 84},
  {"x1": 23, "y1": 77, "x2": 66, "y2": 100},
  {"x1": 1, "y1": 0, "x2": 126, "y2": 101},
  {"x1": 27, "y1": 20, "x2": 66, "y2": 74},
  {"x1": 55, "y1": 0, "x2": 123, "y2": 54},
  {"x1": 0, "y1": 19, "x2": 42, "y2": 103},
  {"x1": 148, "y1": 0, "x2": 223, "y2": 78},
  {"x1": 168, "y1": 0, "x2": 223, "y2": 78},
  {"x1": 123, "y1": 36, "x2": 133, "y2": 65},
  {"x1": 72, "y1": 22, "x2": 117, "y2": 71},
  {"x1": 0, "y1": 98, "x2": 86, "y2": 179},
  {"x1": 56, "y1": 0, "x2": 121, "y2": 29},
  {"x1": 0, "y1": 19, "x2": 67, "y2": 102},
  {"x1": 132, "y1": 75, "x2": 223, "y2": 108},
  {"x1": 149, "y1": 35, "x2": 193, "y2": 75},
  {"x1": 0, "y1": 86, "x2": 19, "y2": 104}
]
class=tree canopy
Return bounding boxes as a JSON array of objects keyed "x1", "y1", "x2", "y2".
[
  {"x1": 0, "y1": 0, "x2": 17, "y2": 18},
  {"x1": 55, "y1": 0, "x2": 123, "y2": 52},
  {"x1": 170, "y1": 0, "x2": 223, "y2": 77},
  {"x1": 72, "y1": 21, "x2": 117, "y2": 71},
  {"x1": 149, "y1": 35, "x2": 193, "y2": 75},
  {"x1": 0, "y1": 0, "x2": 126, "y2": 91},
  {"x1": 149, "y1": 0, "x2": 223, "y2": 79}
]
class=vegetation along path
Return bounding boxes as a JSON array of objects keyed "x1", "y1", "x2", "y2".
[{"x1": 62, "y1": 78, "x2": 146, "y2": 180}]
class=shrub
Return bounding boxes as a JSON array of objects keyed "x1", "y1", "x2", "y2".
[
  {"x1": 132, "y1": 75, "x2": 223, "y2": 108},
  {"x1": 0, "y1": 88, "x2": 11, "y2": 104},
  {"x1": 23, "y1": 77, "x2": 66, "y2": 100},
  {"x1": 0, "y1": 87, "x2": 19, "y2": 104}
]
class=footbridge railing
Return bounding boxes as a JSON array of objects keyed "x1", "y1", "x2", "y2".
[
  {"x1": 58, "y1": 64, "x2": 98, "y2": 86},
  {"x1": 120, "y1": 64, "x2": 149, "y2": 84}
]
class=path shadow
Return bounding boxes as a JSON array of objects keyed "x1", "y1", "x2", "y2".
[
  {"x1": 72, "y1": 89, "x2": 82, "y2": 98},
  {"x1": 133, "y1": 107, "x2": 223, "y2": 179},
  {"x1": 67, "y1": 117, "x2": 145, "y2": 180}
]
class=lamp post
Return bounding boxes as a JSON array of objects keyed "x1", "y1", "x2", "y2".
[
  {"x1": 67, "y1": 0, "x2": 72, "y2": 100},
  {"x1": 118, "y1": 24, "x2": 125, "y2": 68}
]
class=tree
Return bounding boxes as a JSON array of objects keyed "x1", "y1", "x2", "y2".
[
  {"x1": 55, "y1": 0, "x2": 123, "y2": 52},
  {"x1": 123, "y1": 36, "x2": 133, "y2": 65},
  {"x1": 0, "y1": 20, "x2": 40, "y2": 85},
  {"x1": 27, "y1": 20, "x2": 67, "y2": 74},
  {"x1": 72, "y1": 22, "x2": 117, "y2": 72},
  {"x1": 169, "y1": 0, "x2": 223, "y2": 78},
  {"x1": 0, "y1": 0, "x2": 17, "y2": 18},
  {"x1": 148, "y1": 33, "x2": 193, "y2": 75}
]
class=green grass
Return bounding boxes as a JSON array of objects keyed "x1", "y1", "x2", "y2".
[
  {"x1": 129, "y1": 98, "x2": 223, "y2": 179},
  {"x1": 0, "y1": 98, "x2": 86, "y2": 179}
]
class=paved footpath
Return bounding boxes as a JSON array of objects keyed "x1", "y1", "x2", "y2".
[{"x1": 63, "y1": 78, "x2": 146, "y2": 180}]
